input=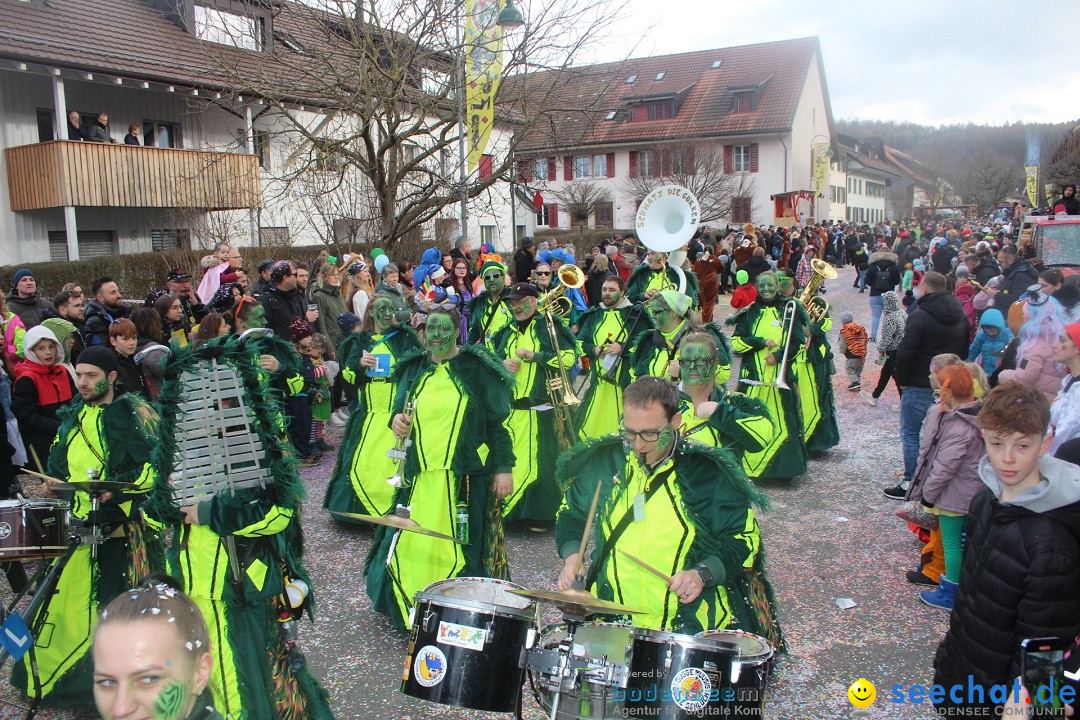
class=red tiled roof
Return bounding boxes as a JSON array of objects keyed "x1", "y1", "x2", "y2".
[{"x1": 505, "y1": 37, "x2": 823, "y2": 153}]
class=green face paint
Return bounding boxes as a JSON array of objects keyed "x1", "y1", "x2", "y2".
[
  {"x1": 93, "y1": 377, "x2": 108, "y2": 394},
  {"x1": 483, "y1": 269, "x2": 505, "y2": 296},
  {"x1": 656, "y1": 423, "x2": 673, "y2": 452},
  {"x1": 679, "y1": 343, "x2": 716, "y2": 387},
  {"x1": 756, "y1": 275, "x2": 777, "y2": 301},
  {"x1": 425, "y1": 314, "x2": 457, "y2": 359},
  {"x1": 152, "y1": 681, "x2": 188, "y2": 720},
  {"x1": 372, "y1": 297, "x2": 396, "y2": 332},
  {"x1": 776, "y1": 276, "x2": 795, "y2": 297}
]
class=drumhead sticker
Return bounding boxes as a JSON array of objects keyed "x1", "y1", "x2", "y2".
[
  {"x1": 0, "y1": 523, "x2": 10, "y2": 539},
  {"x1": 671, "y1": 667, "x2": 711, "y2": 712},
  {"x1": 437, "y1": 621, "x2": 486, "y2": 651},
  {"x1": 413, "y1": 645, "x2": 447, "y2": 687}
]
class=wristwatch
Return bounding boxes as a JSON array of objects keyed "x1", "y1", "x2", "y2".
[{"x1": 695, "y1": 564, "x2": 714, "y2": 586}]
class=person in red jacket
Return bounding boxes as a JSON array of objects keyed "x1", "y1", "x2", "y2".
[{"x1": 11, "y1": 325, "x2": 76, "y2": 469}]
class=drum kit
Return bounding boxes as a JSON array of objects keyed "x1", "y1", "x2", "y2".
[{"x1": 0, "y1": 469, "x2": 139, "y2": 719}]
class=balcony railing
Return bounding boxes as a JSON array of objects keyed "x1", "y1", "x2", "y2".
[{"x1": 4, "y1": 141, "x2": 260, "y2": 212}]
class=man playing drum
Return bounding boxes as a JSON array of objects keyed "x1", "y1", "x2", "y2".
[{"x1": 554, "y1": 377, "x2": 783, "y2": 649}]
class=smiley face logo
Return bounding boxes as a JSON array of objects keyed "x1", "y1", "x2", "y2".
[{"x1": 848, "y1": 678, "x2": 876, "y2": 708}]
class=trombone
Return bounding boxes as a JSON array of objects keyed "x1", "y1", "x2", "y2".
[
  {"x1": 742, "y1": 299, "x2": 798, "y2": 391},
  {"x1": 536, "y1": 264, "x2": 585, "y2": 318}
]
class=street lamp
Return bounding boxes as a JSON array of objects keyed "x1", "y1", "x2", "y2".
[{"x1": 456, "y1": 0, "x2": 526, "y2": 248}]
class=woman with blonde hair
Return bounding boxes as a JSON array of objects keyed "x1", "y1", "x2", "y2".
[
  {"x1": 344, "y1": 259, "x2": 375, "y2": 326},
  {"x1": 584, "y1": 253, "x2": 611, "y2": 307}
]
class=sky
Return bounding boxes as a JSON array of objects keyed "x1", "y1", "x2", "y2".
[{"x1": 573, "y1": 0, "x2": 1080, "y2": 127}]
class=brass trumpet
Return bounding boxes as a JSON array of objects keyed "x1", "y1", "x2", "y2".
[
  {"x1": 536, "y1": 264, "x2": 586, "y2": 318},
  {"x1": 800, "y1": 258, "x2": 838, "y2": 323}
]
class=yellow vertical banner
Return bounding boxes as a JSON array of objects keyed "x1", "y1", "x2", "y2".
[
  {"x1": 811, "y1": 142, "x2": 830, "y2": 195},
  {"x1": 1025, "y1": 166, "x2": 1039, "y2": 207},
  {"x1": 464, "y1": 0, "x2": 505, "y2": 172},
  {"x1": 1045, "y1": 183, "x2": 1055, "y2": 208}
]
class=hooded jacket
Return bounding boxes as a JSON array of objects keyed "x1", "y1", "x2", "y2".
[
  {"x1": 998, "y1": 334, "x2": 1067, "y2": 401},
  {"x1": 1051, "y1": 375, "x2": 1080, "y2": 457},
  {"x1": 12, "y1": 326, "x2": 77, "y2": 465},
  {"x1": 877, "y1": 291, "x2": 906, "y2": 354},
  {"x1": 933, "y1": 456, "x2": 1080, "y2": 714},
  {"x1": 739, "y1": 256, "x2": 771, "y2": 286},
  {"x1": 905, "y1": 401, "x2": 983, "y2": 514},
  {"x1": 867, "y1": 250, "x2": 901, "y2": 296},
  {"x1": 970, "y1": 258, "x2": 1001, "y2": 288},
  {"x1": 966, "y1": 309, "x2": 1012, "y2": 376},
  {"x1": 83, "y1": 298, "x2": 131, "y2": 348},
  {"x1": 997, "y1": 259, "x2": 1039, "y2": 316},
  {"x1": 6, "y1": 289, "x2": 51, "y2": 330},
  {"x1": 1054, "y1": 185, "x2": 1080, "y2": 216},
  {"x1": 894, "y1": 290, "x2": 970, "y2": 388}
]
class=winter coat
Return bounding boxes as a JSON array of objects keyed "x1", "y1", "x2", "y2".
[
  {"x1": 1050, "y1": 375, "x2": 1080, "y2": 457},
  {"x1": 894, "y1": 290, "x2": 970, "y2": 389},
  {"x1": 740, "y1": 256, "x2": 771, "y2": 286},
  {"x1": 966, "y1": 309, "x2": 1013, "y2": 376},
  {"x1": 905, "y1": 401, "x2": 984, "y2": 514},
  {"x1": 998, "y1": 338, "x2": 1067, "y2": 401},
  {"x1": 866, "y1": 251, "x2": 901, "y2": 296},
  {"x1": 260, "y1": 285, "x2": 306, "y2": 340},
  {"x1": 82, "y1": 298, "x2": 131, "y2": 348},
  {"x1": 6, "y1": 290, "x2": 52, "y2": 330},
  {"x1": 996, "y1": 260, "x2": 1039, "y2": 316},
  {"x1": 932, "y1": 456, "x2": 1080, "y2": 715},
  {"x1": 88, "y1": 121, "x2": 113, "y2": 143},
  {"x1": 877, "y1": 291, "x2": 906, "y2": 354},
  {"x1": 0, "y1": 312, "x2": 26, "y2": 360},
  {"x1": 971, "y1": 259, "x2": 1001, "y2": 288},
  {"x1": 931, "y1": 244, "x2": 957, "y2": 275},
  {"x1": 12, "y1": 326, "x2": 76, "y2": 466},
  {"x1": 953, "y1": 282, "x2": 978, "y2": 341},
  {"x1": 310, "y1": 282, "x2": 347, "y2": 352},
  {"x1": 513, "y1": 248, "x2": 536, "y2": 283}
]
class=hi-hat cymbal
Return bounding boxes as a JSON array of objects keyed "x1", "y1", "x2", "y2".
[
  {"x1": 51, "y1": 481, "x2": 140, "y2": 494},
  {"x1": 331, "y1": 512, "x2": 462, "y2": 544},
  {"x1": 508, "y1": 587, "x2": 644, "y2": 615}
]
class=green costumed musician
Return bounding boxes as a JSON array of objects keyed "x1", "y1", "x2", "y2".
[
  {"x1": 728, "y1": 272, "x2": 808, "y2": 480},
  {"x1": 629, "y1": 290, "x2": 731, "y2": 386},
  {"x1": 12, "y1": 347, "x2": 161, "y2": 707},
  {"x1": 675, "y1": 332, "x2": 775, "y2": 460},
  {"x1": 324, "y1": 292, "x2": 424, "y2": 519},
  {"x1": 230, "y1": 297, "x2": 305, "y2": 435},
  {"x1": 574, "y1": 273, "x2": 652, "y2": 441},
  {"x1": 144, "y1": 335, "x2": 333, "y2": 720},
  {"x1": 777, "y1": 271, "x2": 840, "y2": 453},
  {"x1": 366, "y1": 308, "x2": 516, "y2": 629},
  {"x1": 625, "y1": 249, "x2": 700, "y2": 306},
  {"x1": 491, "y1": 282, "x2": 578, "y2": 525},
  {"x1": 554, "y1": 377, "x2": 783, "y2": 648},
  {"x1": 466, "y1": 260, "x2": 513, "y2": 349}
]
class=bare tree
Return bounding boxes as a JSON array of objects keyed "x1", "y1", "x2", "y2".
[
  {"x1": 551, "y1": 181, "x2": 612, "y2": 227},
  {"x1": 955, "y1": 150, "x2": 1016, "y2": 213},
  {"x1": 187, "y1": 0, "x2": 628, "y2": 250},
  {"x1": 620, "y1": 143, "x2": 758, "y2": 225}
]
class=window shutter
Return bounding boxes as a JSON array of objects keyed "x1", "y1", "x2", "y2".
[
  {"x1": 478, "y1": 154, "x2": 493, "y2": 180},
  {"x1": 563, "y1": 156, "x2": 573, "y2": 181},
  {"x1": 660, "y1": 149, "x2": 671, "y2": 177},
  {"x1": 547, "y1": 157, "x2": 556, "y2": 181},
  {"x1": 629, "y1": 151, "x2": 639, "y2": 178},
  {"x1": 685, "y1": 147, "x2": 695, "y2": 175},
  {"x1": 516, "y1": 159, "x2": 532, "y2": 182},
  {"x1": 723, "y1": 145, "x2": 733, "y2": 174},
  {"x1": 548, "y1": 203, "x2": 559, "y2": 227},
  {"x1": 632, "y1": 105, "x2": 648, "y2": 122},
  {"x1": 749, "y1": 143, "x2": 759, "y2": 173},
  {"x1": 606, "y1": 152, "x2": 615, "y2": 178}
]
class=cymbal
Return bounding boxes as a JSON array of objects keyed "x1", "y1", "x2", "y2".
[
  {"x1": 508, "y1": 587, "x2": 645, "y2": 615},
  {"x1": 51, "y1": 481, "x2": 140, "y2": 494},
  {"x1": 331, "y1": 512, "x2": 462, "y2": 544}
]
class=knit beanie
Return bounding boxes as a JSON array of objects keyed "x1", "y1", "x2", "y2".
[
  {"x1": 12, "y1": 269, "x2": 35, "y2": 286},
  {"x1": 289, "y1": 317, "x2": 313, "y2": 343},
  {"x1": 337, "y1": 311, "x2": 361, "y2": 336},
  {"x1": 840, "y1": 312, "x2": 854, "y2": 325}
]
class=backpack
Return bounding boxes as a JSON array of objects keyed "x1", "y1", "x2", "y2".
[{"x1": 873, "y1": 265, "x2": 893, "y2": 291}]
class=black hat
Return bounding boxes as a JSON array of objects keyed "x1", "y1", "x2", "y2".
[
  {"x1": 521, "y1": 237, "x2": 535, "y2": 249},
  {"x1": 506, "y1": 282, "x2": 539, "y2": 300},
  {"x1": 77, "y1": 346, "x2": 119, "y2": 375},
  {"x1": 258, "y1": 259, "x2": 276, "y2": 273},
  {"x1": 166, "y1": 268, "x2": 192, "y2": 282}
]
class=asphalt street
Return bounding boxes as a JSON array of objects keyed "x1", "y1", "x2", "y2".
[{"x1": 0, "y1": 266, "x2": 948, "y2": 719}]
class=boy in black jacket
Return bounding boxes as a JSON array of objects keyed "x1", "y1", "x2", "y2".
[{"x1": 933, "y1": 382, "x2": 1080, "y2": 716}]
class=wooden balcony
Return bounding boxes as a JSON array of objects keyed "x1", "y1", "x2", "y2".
[{"x1": 4, "y1": 141, "x2": 260, "y2": 212}]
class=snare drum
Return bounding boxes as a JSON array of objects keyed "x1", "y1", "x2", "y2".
[
  {"x1": 528, "y1": 622, "x2": 632, "y2": 720},
  {"x1": 624, "y1": 627, "x2": 774, "y2": 718},
  {"x1": 0, "y1": 499, "x2": 69, "y2": 561},
  {"x1": 402, "y1": 577, "x2": 536, "y2": 713}
]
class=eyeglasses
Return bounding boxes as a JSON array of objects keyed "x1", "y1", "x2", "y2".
[
  {"x1": 681, "y1": 358, "x2": 713, "y2": 370},
  {"x1": 618, "y1": 421, "x2": 671, "y2": 443},
  {"x1": 484, "y1": 272, "x2": 504, "y2": 280},
  {"x1": 535, "y1": 271, "x2": 552, "y2": 276}
]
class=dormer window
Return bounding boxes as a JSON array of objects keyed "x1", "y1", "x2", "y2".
[
  {"x1": 625, "y1": 74, "x2": 637, "y2": 83},
  {"x1": 732, "y1": 90, "x2": 756, "y2": 113},
  {"x1": 655, "y1": 72, "x2": 666, "y2": 80},
  {"x1": 195, "y1": 4, "x2": 263, "y2": 51},
  {"x1": 631, "y1": 100, "x2": 673, "y2": 122}
]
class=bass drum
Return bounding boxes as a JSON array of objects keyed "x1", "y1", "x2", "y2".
[
  {"x1": 401, "y1": 577, "x2": 535, "y2": 713},
  {"x1": 624, "y1": 627, "x2": 774, "y2": 718},
  {"x1": 529, "y1": 622, "x2": 632, "y2": 719}
]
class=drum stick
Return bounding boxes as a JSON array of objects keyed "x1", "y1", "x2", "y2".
[
  {"x1": 20, "y1": 467, "x2": 64, "y2": 486},
  {"x1": 619, "y1": 549, "x2": 674, "y2": 587},
  {"x1": 574, "y1": 480, "x2": 604, "y2": 580},
  {"x1": 29, "y1": 445, "x2": 45, "y2": 475}
]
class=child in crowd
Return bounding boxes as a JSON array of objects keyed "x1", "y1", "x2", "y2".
[
  {"x1": 963, "y1": 362, "x2": 988, "y2": 399},
  {"x1": 838, "y1": 311, "x2": 867, "y2": 391},
  {"x1": 904, "y1": 365, "x2": 983, "y2": 611},
  {"x1": 932, "y1": 382, "x2": 1080, "y2": 717},
  {"x1": 901, "y1": 262, "x2": 914, "y2": 294},
  {"x1": 12, "y1": 326, "x2": 76, "y2": 468},
  {"x1": 289, "y1": 318, "x2": 319, "y2": 465},
  {"x1": 862, "y1": 290, "x2": 906, "y2": 406},
  {"x1": 966, "y1": 308, "x2": 1012, "y2": 376},
  {"x1": 109, "y1": 318, "x2": 143, "y2": 398},
  {"x1": 308, "y1": 333, "x2": 339, "y2": 453},
  {"x1": 332, "y1": 312, "x2": 364, "y2": 426}
]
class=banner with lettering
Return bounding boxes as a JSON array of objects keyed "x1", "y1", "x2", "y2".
[
  {"x1": 464, "y1": 0, "x2": 505, "y2": 172},
  {"x1": 1024, "y1": 166, "x2": 1038, "y2": 208},
  {"x1": 1045, "y1": 183, "x2": 1055, "y2": 209},
  {"x1": 811, "y1": 142, "x2": 830, "y2": 195}
]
